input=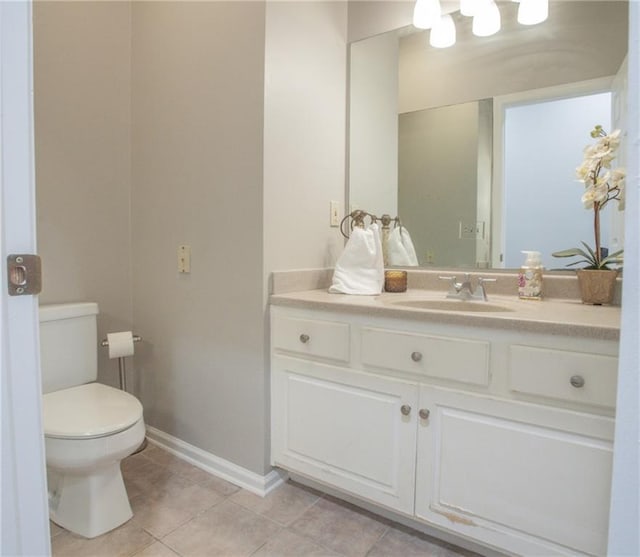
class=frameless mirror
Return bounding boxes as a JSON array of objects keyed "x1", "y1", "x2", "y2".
[{"x1": 348, "y1": 1, "x2": 628, "y2": 269}]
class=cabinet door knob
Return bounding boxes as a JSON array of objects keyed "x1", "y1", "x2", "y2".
[
  {"x1": 299, "y1": 334, "x2": 310, "y2": 344},
  {"x1": 411, "y1": 351, "x2": 422, "y2": 362},
  {"x1": 419, "y1": 408, "x2": 430, "y2": 420},
  {"x1": 400, "y1": 404, "x2": 412, "y2": 416},
  {"x1": 570, "y1": 375, "x2": 585, "y2": 388}
]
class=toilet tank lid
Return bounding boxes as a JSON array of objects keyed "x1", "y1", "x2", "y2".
[{"x1": 39, "y1": 302, "x2": 99, "y2": 323}]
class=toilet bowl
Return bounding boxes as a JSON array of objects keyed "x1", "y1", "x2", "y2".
[{"x1": 39, "y1": 303, "x2": 145, "y2": 539}]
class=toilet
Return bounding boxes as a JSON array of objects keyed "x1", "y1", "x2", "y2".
[{"x1": 39, "y1": 302, "x2": 145, "y2": 539}]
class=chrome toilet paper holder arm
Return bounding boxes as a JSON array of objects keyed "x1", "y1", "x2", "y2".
[{"x1": 100, "y1": 335, "x2": 142, "y2": 391}]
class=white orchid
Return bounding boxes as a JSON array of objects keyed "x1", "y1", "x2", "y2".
[{"x1": 554, "y1": 125, "x2": 625, "y2": 269}]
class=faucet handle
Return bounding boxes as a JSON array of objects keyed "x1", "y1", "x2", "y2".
[
  {"x1": 439, "y1": 276, "x2": 461, "y2": 298},
  {"x1": 474, "y1": 277, "x2": 497, "y2": 301}
]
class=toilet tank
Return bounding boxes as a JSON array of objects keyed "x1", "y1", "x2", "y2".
[{"x1": 39, "y1": 303, "x2": 99, "y2": 394}]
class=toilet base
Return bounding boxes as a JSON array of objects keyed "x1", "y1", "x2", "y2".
[{"x1": 48, "y1": 463, "x2": 133, "y2": 539}]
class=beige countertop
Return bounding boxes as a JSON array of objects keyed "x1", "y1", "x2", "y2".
[{"x1": 270, "y1": 289, "x2": 621, "y2": 341}]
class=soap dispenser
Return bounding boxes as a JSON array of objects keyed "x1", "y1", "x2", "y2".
[{"x1": 518, "y1": 251, "x2": 543, "y2": 300}]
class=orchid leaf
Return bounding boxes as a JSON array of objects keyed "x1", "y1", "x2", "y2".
[
  {"x1": 580, "y1": 242, "x2": 598, "y2": 262},
  {"x1": 601, "y1": 249, "x2": 624, "y2": 268},
  {"x1": 551, "y1": 248, "x2": 591, "y2": 259}
]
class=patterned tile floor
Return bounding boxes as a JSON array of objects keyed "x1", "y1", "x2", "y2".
[{"x1": 50, "y1": 443, "x2": 480, "y2": 557}]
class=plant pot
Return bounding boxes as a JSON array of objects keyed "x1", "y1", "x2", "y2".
[{"x1": 576, "y1": 269, "x2": 618, "y2": 305}]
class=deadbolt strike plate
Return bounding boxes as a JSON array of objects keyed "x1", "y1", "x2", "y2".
[{"x1": 7, "y1": 254, "x2": 42, "y2": 296}]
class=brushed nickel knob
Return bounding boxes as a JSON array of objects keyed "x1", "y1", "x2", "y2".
[
  {"x1": 299, "y1": 334, "x2": 310, "y2": 344},
  {"x1": 400, "y1": 404, "x2": 411, "y2": 416},
  {"x1": 570, "y1": 375, "x2": 585, "y2": 388},
  {"x1": 419, "y1": 408, "x2": 430, "y2": 420},
  {"x1": 411, "y1": 351, "x2": 422, "y2": 362}
]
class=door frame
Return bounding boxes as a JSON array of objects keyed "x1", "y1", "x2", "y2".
[{"x1": 0, "y1": 1, "x2": 50, "y2": 555}]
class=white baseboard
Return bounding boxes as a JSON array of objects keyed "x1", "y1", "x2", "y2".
[{"x1": 145, "y1": 426, "x2": 287, "y2": 497}]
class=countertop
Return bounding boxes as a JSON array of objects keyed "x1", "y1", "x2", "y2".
[{"x1": 270, "y1": 289, "x2": 621, "y2": 341}]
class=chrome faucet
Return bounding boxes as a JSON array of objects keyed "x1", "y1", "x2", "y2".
[{"x1": 438, "y1": 274, "x2": 496, "y2": 301}]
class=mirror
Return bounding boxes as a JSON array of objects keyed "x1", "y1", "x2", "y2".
[{"x1": 348, "y1": 1, "x2": 628, "y2": 269}]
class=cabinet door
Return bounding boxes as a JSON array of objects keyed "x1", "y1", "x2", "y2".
[
  {"x1": 415, "y1": 387, "x2": 614, "y2": 556},
  {"x1": 272, "y1": 355, "x2": 418, "y2": 514}
]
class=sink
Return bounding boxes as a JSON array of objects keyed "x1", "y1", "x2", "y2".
[{"x1": 388, "y1": 299, "x2": 514, "y2": 313}]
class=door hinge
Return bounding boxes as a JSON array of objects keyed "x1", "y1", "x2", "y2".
[{"x1": 7, "y1": 254, "x2": 42, "y2": 296}]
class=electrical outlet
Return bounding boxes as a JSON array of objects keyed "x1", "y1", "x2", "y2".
[
  {"x1": 178, "y1": 245, "x2": 191, "y2": 273},
  {"x1": 330, "y1": 201, "x2": 340, "y2": 227},
  {"x1": 459, "y1": 221, "x2": 485, "y2": 240}
]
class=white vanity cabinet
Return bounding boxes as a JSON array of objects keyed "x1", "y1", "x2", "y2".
[
  {"x1": 415, "y1": 387, "x2": 613, "y2": 556},
  {"x1": 271, "y1": 355, "x2": 418, "y2": 514},
  {"x1": 270, "y1": 304, "x2": 618, "y2": 557}
]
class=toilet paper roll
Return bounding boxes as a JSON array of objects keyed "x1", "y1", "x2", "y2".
[{"x1": 107, "y1": 331, "x2": 135, "y2": 359}]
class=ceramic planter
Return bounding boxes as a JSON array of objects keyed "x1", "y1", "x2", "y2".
[{"x1": 576, "y1": 269, "x2": 618, "y2": 305}]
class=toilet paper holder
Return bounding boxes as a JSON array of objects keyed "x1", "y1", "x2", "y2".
[{"x1": 100, "y1": 334, "x2": 142, "y2": 392}]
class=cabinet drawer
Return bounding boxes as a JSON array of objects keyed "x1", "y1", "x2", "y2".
[
  {"x1": 361, "y1": 328, "x2": 489, "y2": 386},
  {"x1": 272, "y1": 314, "x2": 350, "y2": 363},
  {"x1": 509, "y1": 345, "x2": 618, "y2": 408}
]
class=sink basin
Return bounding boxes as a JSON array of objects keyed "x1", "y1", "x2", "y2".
[{"x1": 389, "y1": 299, "x2": 514, "y2": 313}]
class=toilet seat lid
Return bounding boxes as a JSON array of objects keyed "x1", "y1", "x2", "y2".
[{"x1": 43, "y1": 383, "x2": 143, "y2": 439}]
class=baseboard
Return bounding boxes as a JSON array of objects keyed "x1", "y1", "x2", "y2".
[{"x1": 145, "y1": 426, "x2": 287, "y2": 497}]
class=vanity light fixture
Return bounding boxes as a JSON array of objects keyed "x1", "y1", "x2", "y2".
[
  {"x1": 517, "y1": 0, "x2": 549, "y2": 25},
  {"x1": 416, "y1": 0, "x2": 548, "y2": 49},
  {"x1": 430, "y1": 14, "x2": 457, "y2": 48},
  {"x1": 472, "y1": 0, "x2": 501, "y2": 37},
  {"x1": 413, "y1": 0, "x2": 442, "y2": 29}
]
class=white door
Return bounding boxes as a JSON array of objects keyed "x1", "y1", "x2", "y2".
[
  {"x1": 415, "y1": 387, "x2": 614, "y2": 556},
  {"x1": 608, "y1": 55, "x2": 628, "y2": 256},
  {"x1": 1, "y1": 1, "x2": 50, "y2": 555},
  {"x1": 271, "y1": 355, "x2": 418, "y2": 514}
]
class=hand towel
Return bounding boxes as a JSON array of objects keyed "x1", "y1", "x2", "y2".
[
  {"x1": 329, "y1": 223, "x2": 384, "y2": 295},
  {"x1": 387, "y1": 226, "x2": 419, "y2": 266}
]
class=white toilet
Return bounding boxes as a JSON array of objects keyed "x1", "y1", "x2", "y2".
[{"x1": 40, "y1": 302, "x2": 145, "y2": 539}]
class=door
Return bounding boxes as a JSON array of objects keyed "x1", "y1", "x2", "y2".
[
  {"x1": 1, "y1": 1, "x2": 50, "y2": 555},
  {"x1": 271, "y1": 355, "x2": 418, "y2": 514},
  {"x1": 608, "y1": 55, "x2": 627, "y2": 255},
  {"x1": 416, "y1": 387, "x2": 614, "y2": 556}
]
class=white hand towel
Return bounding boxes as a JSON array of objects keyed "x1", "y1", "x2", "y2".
[
  {"x1": 387, "y1": 226, "x2": 419, "y2": 266},
  {"x1": 329, "y1": 223, "x2": 384, "y2": 295}
]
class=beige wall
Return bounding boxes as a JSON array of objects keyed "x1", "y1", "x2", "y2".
[
  {"x1": 398, "y1": 102, "x2": 480, "y2": 267},
  {"x1": 349, "y1": 31, "x2": 398, "y2": 217},
  {"x1": 347, "y1": 0, "x2": 413, "y2": 43},
  {"x1": 131, "y1": 1, "x2": 268, "y2": 474},
  {"x1": 34, "y1": 0, "x2": 348, "y2": 476},
  {"x1": 263, "y1": 1, "x2": 348, "y2": 274},
  {"x1": 33, "y1": 1, "x2": 133, "y2": 388}
]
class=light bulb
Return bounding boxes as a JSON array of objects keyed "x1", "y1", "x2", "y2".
[
  {"x1": 413, "y1": 0, "x2": 442, "y2": 30},
  {"x1": 430, "y1": 14, "x2": 456, "y2": 48},
  {"x1": 459, "y1": 0, "x2": 477, "y2": 17},
  {"x1": 472, "y1": 1, "x2": 501, "y2": 37},
  {"x1": 517, "y1": 0, "x2": 548, "y2": 25}
]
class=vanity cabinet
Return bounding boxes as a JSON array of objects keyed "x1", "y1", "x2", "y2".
[
  {"x1": 271, "y1": 355, "x2": 418, "y2": 514},
  {"x1": 270, "y1": 305, "x2": 618, "y2": 557},
  {"x1": 415, "y1": 387, "x2": 613, "y2": 556}
]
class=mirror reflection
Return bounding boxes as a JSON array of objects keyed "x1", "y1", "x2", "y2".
[{"x1": 349, "y1": 1, "x2": 628, "y2": 269}]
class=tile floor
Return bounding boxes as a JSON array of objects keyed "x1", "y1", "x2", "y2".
[{"x1": 50, "y1": 443, "x2": 480, "y2": 557}]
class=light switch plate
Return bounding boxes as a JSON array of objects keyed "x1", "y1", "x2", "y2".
[{"x1": 330, "y1": 201, "x2": 340, "y2": 227}]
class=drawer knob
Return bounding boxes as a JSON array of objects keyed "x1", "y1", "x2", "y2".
[
  {"x1": 570, "y1": 375, "x2": 585, "y2": 388},
  {"x1": 400, "y1": 404, "x2": 412, "y2": 416},
  {"x1": 411, "y1": 351, "x2": 423, "y2": 362},
  {"x1": 299, "y1": 334, "x2": 310, "y2": 344},
  {"x1": 419, "y1": 408, "x2": 430, "y2": 420}
]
